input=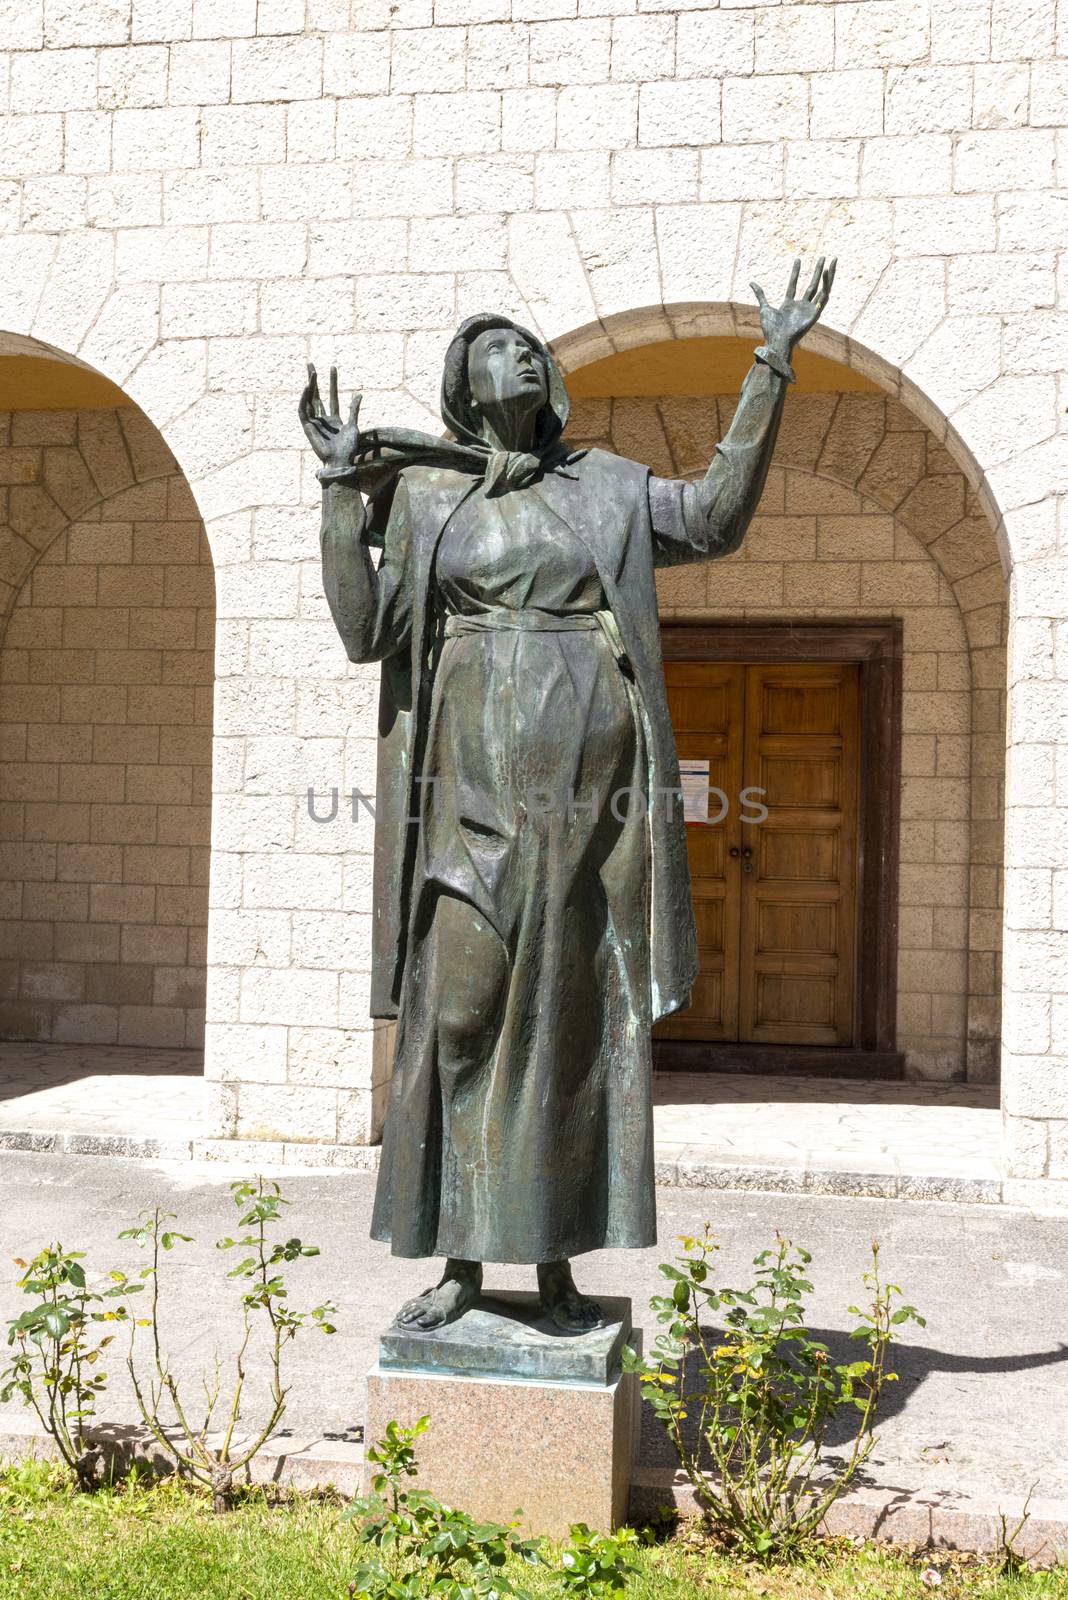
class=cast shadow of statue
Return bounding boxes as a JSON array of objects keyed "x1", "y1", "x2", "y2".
[{"x1": 636, "y1": 1324, "x2": 1068, "y2": 1478}]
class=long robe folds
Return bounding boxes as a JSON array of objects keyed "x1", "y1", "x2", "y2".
[{"x1": 320, "y1": 354, "x2": 788, "y2": 1263}]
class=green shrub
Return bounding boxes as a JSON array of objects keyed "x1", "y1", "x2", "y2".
[
  {"x1": 1, "y1": 1244, "x2": 138, "y2": 1488},
  {"x1": 345, "y1": 1417, "x2": 640, "y2": 1600},
  {"x1": 116, "y1": 1177, "x2": 337, "y2": 1510},
  {"x1": 3, "y1": 1178, "x2": 336, "y2": 1508},
  {"x1": 624, "y1": 1230, "x2": 924, "y2": 1561}
]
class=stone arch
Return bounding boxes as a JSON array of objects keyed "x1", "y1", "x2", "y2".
[
  {"x1": 0, "y1": 358, "x2": 216, "y2": 1053},
  {"x1": 550, "y1": 302, "x2": 1011, "y2": 572},
  {"x1": 566, "y1": 387, "x2": 1005, "y2": 677},
  {"x1": 0, "y1": 407, "x2": 181, "y2": 630},
  {"x1": 556, "y1": 316, "x2": 1008, "y2": 1088}
]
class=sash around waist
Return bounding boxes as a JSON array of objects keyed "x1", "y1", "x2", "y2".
[
  {"x1": 442, "y1": 606, "x2": 637, "y2": 682},
  {"x1": 444, "y1": 608, "x2": 602, "y2": 637}
]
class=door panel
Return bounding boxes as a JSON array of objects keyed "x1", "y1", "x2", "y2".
[
  {"x1": 655, "y1": 657, "x2": 860, "y2": 1049},
  {"x1": 739, "y1": 663, "x2": 859, "y2": 1046},
  {"x1": 759, "y1": 754, "x2": 841, "y2": 808},
  {"x1": 657, "y1": 661, "x2": 744, "y2": 1042},
  {"x1": 756, "y1": 899, "x2": 838, "y2": 955},
  {"x1": 757, "y1": 825, "x2": 840, "y2": 882}
]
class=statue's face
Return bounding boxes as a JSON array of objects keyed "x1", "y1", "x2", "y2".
[{"x1": 467, "y1": 327, "x2": 548, "y2": 415}]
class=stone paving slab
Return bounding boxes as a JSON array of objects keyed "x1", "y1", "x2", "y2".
[{"x1": 0, "y1": 1043, "x2": 205, "y2": 1157}]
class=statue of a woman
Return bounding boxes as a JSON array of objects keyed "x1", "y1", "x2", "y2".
[{"x1": 300, "y1": 259, "x2": 835, "y2": 1334}]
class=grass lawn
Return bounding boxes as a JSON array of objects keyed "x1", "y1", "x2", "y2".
[{"x1": 0, "y1": 1463, "x2": 1064, "y2": 1600}]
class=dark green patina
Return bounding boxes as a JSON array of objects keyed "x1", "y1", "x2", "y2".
[
  {"x1": 378, "y1": 1291, "x2": 633, "y2": 1386},
  {"x1": 300, "y1": 259, "x2": 836, "y2": 1336}
]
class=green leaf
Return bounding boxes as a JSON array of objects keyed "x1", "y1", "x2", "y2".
[{"x1": 41, "y1": 1308, "x2": 70, "y2": 1340}]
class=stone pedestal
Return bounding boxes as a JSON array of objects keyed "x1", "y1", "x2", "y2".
[{"x1": 364, "y1": 1292, "x2": 640, "y2": 1537}]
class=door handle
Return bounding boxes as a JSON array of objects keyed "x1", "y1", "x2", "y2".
[
  {"x1": 743, "y1": 860, "x2": 753, "y2": 873},
  {"x1": 741, "y1": 845, "x2": 753, "y2": 859},
  {"x1": 728, "y1": 846, "x2": 740, "y2": 858}
]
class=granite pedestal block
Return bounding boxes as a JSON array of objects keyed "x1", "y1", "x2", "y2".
[{"x1": 364, "y1": 1292, "x2": 640, "y2": 1538}]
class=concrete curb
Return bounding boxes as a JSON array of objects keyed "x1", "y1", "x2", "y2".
[
  {"x1": 0, "y1": 1128, "x2": 382, "y2": 1169},
  {"x1": 654, "y1": 1152, "x2": 1006, "y2": 1206},
  {"x1": 1, "y1": 1414, "x2": 1064, "y2": 1561},
  {"x1": 628, "y1": 1467, "x2": 1068, "y2": 1563},
  {"x1": 0, "y1": 1128, "x2": 1008, "y2": 1200},
  {"x1": 1, "y1": 1129, "x2": 1064, "y2": 1209},
  {"x1": 0, "y1": 1128, "x2": 201, "y2": 1162},
  {"x1": 0, "y1": 1414, "x2": 364, "y2": 1497}
]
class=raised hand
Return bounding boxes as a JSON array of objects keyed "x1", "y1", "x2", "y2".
[
  {"x1": 298, "y1": 363, "x2": 362, "y2": 476},
  {"x1": 750, "y1": 256, "x2": 836, "y2": 359}
]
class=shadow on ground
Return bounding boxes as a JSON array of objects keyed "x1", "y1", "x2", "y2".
[
  {"x1": 637, "y1": 1326, "x2": 1068, "y2": 1471},
  {"x1": 0, "y1": 1042, "x2": 203, "y2": 1108}
]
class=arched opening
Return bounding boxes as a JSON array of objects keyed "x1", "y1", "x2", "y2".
[
  {"x1": 0, "y1": 338, "x2": 214, "y2": 1147},
  {"x1": 552, "y1": 310, "x2": 1007, "y2": 1166}
]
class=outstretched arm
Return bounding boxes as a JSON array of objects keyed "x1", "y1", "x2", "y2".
[
  {"x1": 653, "y1": 257, "x2": 836, "y2": 568},
  {"x1": 300, "y1": 364, "x2": 411, "y2": 664}
]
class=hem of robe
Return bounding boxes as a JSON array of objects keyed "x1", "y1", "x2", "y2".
[{"x1": 368, "y1": 1222, "x2": 658, "y2": 1264}]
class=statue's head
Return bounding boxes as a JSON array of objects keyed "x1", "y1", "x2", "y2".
[{"x1": 441, "y1": 313, "x2": 570, "y2": 453}]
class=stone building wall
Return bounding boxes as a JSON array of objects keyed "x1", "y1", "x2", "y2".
[
  {"x1": 0, "y1": 407, "x2": 213, "y2": 1048},
  {"x1": 0, "y1": 0, "x2": 1064, "y2": 1193}
]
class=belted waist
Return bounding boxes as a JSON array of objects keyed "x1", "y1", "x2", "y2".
[
  {"x1": 443, "y1": 606, "x2": 637, "y2": 682},
  {"x1": 444, "y1": 608, "x2": 602, "y2": 637}
]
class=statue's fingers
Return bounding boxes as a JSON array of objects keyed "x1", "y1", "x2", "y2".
[
  {"x1": 329, "y1": 365, "x2": 340, "y2": 418},
  {"x1": 749, "y1": 281, "x2": 769, "y2": 310},
  {"x1": 349, "y1": 391, "x2": 363, "y2": 427},
  {"x1": 787, "y1": 257, "x2": 801, "y2": 299},
  {"x1": 300, "y1": 381, "x2": 322, "y2": 423},
  {"x1": 815, "y1": 259, "x2": 837, "y2": 313},
  {"x1": 805, "y1": 256, "x2": 825, "y2": 301},
  {"x1": 306, "y1": 362, "x2": 323, "y2": 418}
]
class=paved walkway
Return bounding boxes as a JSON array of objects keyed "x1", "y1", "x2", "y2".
[
  {"x1": 0, "y1": 1042, "x2": 1006, "y2": 1203},
  {"x1": 0, "y1": 1042, "x2": 204, "y2": 1152},
  {"x1": 0, "y1": 1152, "x2": 1064, "y2": 1528}
]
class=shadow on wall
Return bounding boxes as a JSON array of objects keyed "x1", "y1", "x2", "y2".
[{"x1": 652, "y1": 1072, "x2": 999, "y2": 1113}]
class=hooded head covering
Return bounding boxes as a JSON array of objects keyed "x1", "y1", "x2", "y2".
[
  {"x1": 439, "y1": 313, "x2": 570, "y2": 456},
  {"x1": 315, "y1": 312, "x2": 582, "y2": 525}
]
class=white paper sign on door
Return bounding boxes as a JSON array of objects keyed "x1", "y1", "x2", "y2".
[{"x1": 679, "y1": 759, "x2": 712, "y2": 824}]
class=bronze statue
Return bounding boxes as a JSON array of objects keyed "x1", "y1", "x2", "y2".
[{"x1": 300, "y1": 259, "x2": 836, "y2": 1333}]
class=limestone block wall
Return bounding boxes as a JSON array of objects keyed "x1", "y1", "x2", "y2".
[
  {"x1": 0, "y1": 408, "x2": 213, "y2": 1048},
  {"x1": 569, "y1": 389, "x2": 1007, "y2": 1084},
  {"x1": 0, "y1": 0, "x2": 1064, "y2": 1189}
]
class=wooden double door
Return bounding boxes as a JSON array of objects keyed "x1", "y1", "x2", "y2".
[{"x1": 657, "y1": 660, "x2": 861, "y2": 1048}]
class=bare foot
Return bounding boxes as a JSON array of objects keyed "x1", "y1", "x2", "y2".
[
  {"x1": 537, "y1": 1259, "x2": 606, "y2": 1332},
  {"x1": 395, "y1": 1259, "x2": 483, "y2": 1330}
]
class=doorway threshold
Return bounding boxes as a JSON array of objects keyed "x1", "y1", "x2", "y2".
[{"x1": 654, "y1": 1041, "x2": 904, "y2": 1079}]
